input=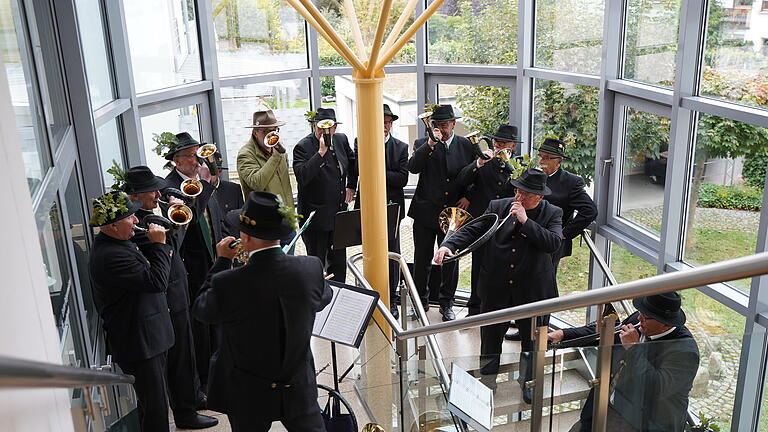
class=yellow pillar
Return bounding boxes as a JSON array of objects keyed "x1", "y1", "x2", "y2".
[{"x1": 353, "y1": 69, "x2": 390, "y2": 334}]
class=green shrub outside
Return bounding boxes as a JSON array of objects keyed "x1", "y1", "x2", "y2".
[
  {"x1": 742, "y1": 154, "x2": 767, "y2": 189},
  {"x1": 697, "y1": 182, "x2": 762, "y2": 211}
]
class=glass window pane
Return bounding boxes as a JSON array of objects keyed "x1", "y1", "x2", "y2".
[
  {"x1": 532, "y1": 79, "x2": 599, "y2": 185},
  {"x1": 39, "y1": 201, "x2": 71, "y2": 334},
  {"x1": 681, "y1": 289, "x2": 745, "y2": 430},
  {"x1": 437, "y1": 83, "x2": 512, "y2": 136},
  {"x1": 534, "y1": 0, "x2": 604, "y2": 75},
  {"x1": 27, "y1": 0, "x2": 70, "y2": 144},
  {"x1": 427, "y1": 0, "x2": 518, "y2": 65},
  {"x1": 702, "y1": 1, "x2": 768, "y2": 111},
  {"x1": 124, "y1": 0, "x2": 202, "y2": 93},
  {"x1": 74, "y1": 0, "x2": 114, "y2": 109},
  {"x1": 1, "y1": 0, "x2": 49, "y2": 196},
  {"x1": 618, "y1": 107, "x2": 670, "y2": 235},
  {"x1": 318, "y1": 0, "x2": 415, "y2": 67},
  {"x1": 140, "y1": 105, "x2": 201, "y2": 176},
  {"x1": 221, "y1": 78, "x2": 310, "y2": 183},
  {"x1": 623, "y1": 0, "x2": 681, "y2": 87},
  {"x1": 213, "y1": 0, "x2": 308, "y2": 76},
  {"x1": 64, "y1": 168, "x2": 100, "y2": 347},
  {"x1": 683, "y1": 113, "x2": 764, "y2": 293},
  {"x1": 96, "y1": 118, "x2": 124, "y2": 190}
]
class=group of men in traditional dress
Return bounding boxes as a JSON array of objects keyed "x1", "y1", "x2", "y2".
[{"x1": 87, "y1": 102, "x2": 698, "y2": 432}]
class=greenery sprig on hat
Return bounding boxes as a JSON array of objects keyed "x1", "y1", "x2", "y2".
[
  {"x1": 89, "y1": 192, "x2": 130, "y2": 226},
  {"x1": 106, "y1": 160, "x2": 126, "y2": 192},
  {"x1": 304, "y1": 110, "x2": 317, "y2": 123},
  {"x1": 152, "y1": 132, "x2": 179, "y2": 169},
  {"x1": 275, "y1": 195, "x2": 301, "y2": 230},
  {"x1": 508, "y1": 153, "x2": 534, "y2": 179}
]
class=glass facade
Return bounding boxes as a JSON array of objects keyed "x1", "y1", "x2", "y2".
[
  {"x1": 1, "y1": 0, "x2": 768, "y2": 428},
  {"x1": 74, "y1": 0, "x2": 114, "y2": 109},
  {"x1": 427, "y1": 0, "x2": 517, "y2": 65},
  {"x1": 140, "y1": 105, "x2": 201, "y2": 176},
  {"x1": 124, "y1": 0, "x2": 202, "y2": 93},
  {"x1": 623, "y1": 0, "x2": 681, "y2": 87},
  {"x1": 534, "y1": 0, "x2": 604, "y2": 75},
  {"x1": 213, "y1": 0, "x2": 308, "y2": 76},
  {"x1": 618, "y1": 107, "x2": 670, "y2": 236}
]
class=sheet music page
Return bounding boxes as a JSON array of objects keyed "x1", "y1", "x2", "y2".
[
  {"x1": 319, "y1": 287, "x2": 375, "y2": 345},
  {"x1": 448, "y1": 364, "x2": 494, "y2": 431},
  {"x1": 312, "y1": 285, "x2": 340, "y2": 335}
]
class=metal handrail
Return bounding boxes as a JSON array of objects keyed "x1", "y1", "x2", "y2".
[
  {"x1": 0, "y1": 355, "x2": 134, "y2": 388},
  {"x1": 347, "y1": 253, "x2": 449, "y2": 393},
  {"x1": 580, "y1": 231, "x2": 633, "y2": 317},
  {"x1": 356, "y1": 251, "x2": 768, "y2": 340}
]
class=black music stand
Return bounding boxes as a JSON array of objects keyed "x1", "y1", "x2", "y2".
[
  {"x1": 331, "y1": 203, "x2": 400, "y2": 249},
  {"x1": 314, "y1": 281, "x2": 380, "y2": 392}
]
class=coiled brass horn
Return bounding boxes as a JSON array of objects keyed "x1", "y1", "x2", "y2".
[
  {"x1": 361, "y1": 423, "x2": 386, "y2": 432},
  {"x1": 438, "y1": 207, "x2": 473, "y2": 243},
  {"x1": 264, "y1": 131, "x2": 286, "y2": 154},
  {"x1": 418, "y1": 111, "x2": 446, "y2": 148},
  {"x1": 167, "y1": 204, "x2": 193, "y2": 226},
  {"x1": 227, "y1": 238, "x2": 250, "y2": 264},
  {"x1": 196, "y1": 143, "x2": 219, "y2": 176},
  {"x1": 180, "y1": 178, "x2": 203, "y2": 198},
  {"x1": 317, "y1": 119, "x2": 335, "y2": 150}
]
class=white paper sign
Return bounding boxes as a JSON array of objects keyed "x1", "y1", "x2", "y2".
[{"x1": 448, "y1": 363, "x2": 494, "y2": 432}]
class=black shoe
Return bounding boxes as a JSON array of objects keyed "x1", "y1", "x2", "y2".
[
  {"x1": 195, "y1": 393, "x2": 207, "y2": 410},
  {"x1": 390, "y1": 304, "x2": 400, "y2": 320},
  {"x1": 467, "y1": 307, "x2": 481, "y2": 317},
  {"x1": 440, "y1": 306, "x2": 455, "y2": 321},
  {"x1": 504, "y1": 330, "x2": 521, "y2": 341},
  {"x1": 522, "y1": 386, "x2": 533, "y2": 405},
  {"x1": 175, "y1": 413, "x2": 218, "y2": 429}
]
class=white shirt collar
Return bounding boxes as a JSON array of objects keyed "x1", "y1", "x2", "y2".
[
  {"x1": 647, "y1": 326, "x2": 676, "y2": 340},
  {"x1": 444, "y1": 133, "x2": 455, "y2": 148},
  {"x1": 176, "y1": 169, "x2": 199, "y2": 181},
  {"x1": 248, "y1": 245, "x2": 282, "y2": 257}
]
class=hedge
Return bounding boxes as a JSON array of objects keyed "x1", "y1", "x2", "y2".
[{"x1": 697, "y1": 182, "x2": 762, "y2": 211}]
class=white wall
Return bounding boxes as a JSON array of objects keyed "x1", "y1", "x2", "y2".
[{"x1": 0, "y1": 54, "x2": 74, "y2": 432}]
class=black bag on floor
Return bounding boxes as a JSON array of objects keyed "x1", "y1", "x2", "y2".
[{"x1": 318, "y1": 384, "x2": 357, "y2": 432}]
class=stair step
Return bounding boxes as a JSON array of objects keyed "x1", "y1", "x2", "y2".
[
  {"x1": 499, "y1": 409, "x2": 582, "y2": 431},
  {"x1": 491, "y1": 369, "x2": 591, "y2": 414}
]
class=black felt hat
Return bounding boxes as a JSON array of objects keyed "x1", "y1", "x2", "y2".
[
  {"x1": 633, "y1": 292, "x2": 687, "y2": 327},
  {"x1": 537, "y1": 137, "x2": 567, "y2": 158},
  {"x1": 430, "y1": 104, "x2": 461, "y2": 121},
  {"x1": 164, "y1": 132, "x2": 201, "y2": 161},
  {"x1": 310, "y1": 108, "x2": 343, "y2": 124},
  {"x1": 89, "y1": 191, "x2": 142, "y2": 227},
  {"x1": 226, "y1": 191, "x2": 293, "y2": 240},
  {"x1": 123, "y1": 166, "x2": 167, "y2": 194},
  {"x1": 489, "y1": 124, "x2": 522, "y2": 143},
  {"x1": 509, "y1": 168, "x2": 551, "y2": 196},
  {"x1": 383, "y1": 104, "x2": 399, "y2": 121}
]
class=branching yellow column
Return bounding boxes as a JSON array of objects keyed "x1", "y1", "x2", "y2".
[{"x1": 353, "y1": 68, "x2": 390, "y2": 334}]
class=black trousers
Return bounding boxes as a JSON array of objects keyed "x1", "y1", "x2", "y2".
[
  {"x1": 302, "y1": 229, "x2": 346, "y2": 283},
  {"x1": 467, "y1": 255, "x2": 482, "y2": 315},
  {"x1": 228, "y1": 410, "x2": 326, "y2": 432},
  {"x1": 412, "y1": 221, "x2": 458, "y2": 308},
  {"x1": 118, "y1": 353, "x2": 169, "y2": 432},
  {"x1": 188, "y1": 263, "x2": 213, "y2": 389},
  {"x1": 479, "y1": 288, "x2": 550, "y2": 378},
  {"x1": 167, "y1": 309, "x2": 201, "y2": 419},
  {"x1": 388, "y1": 228, "x2": 402, "y2": 306}
]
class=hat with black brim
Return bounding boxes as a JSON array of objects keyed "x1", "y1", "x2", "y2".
[
  {"x1": 164, "y1": 132, "x2": 202, "y2": 161},
  {"x1": 509, "y1": 168, "x2": 552, "y2": 196},
  {"x1": 537, "y1": 137, "x2": 567, "y2": 158},
  {"x1": 227, "y1": 191, "x2": 294, "y2": 241},
  {"x1": 488, "y1": 124, "x2": 522, "y2": 143},
  {"x1": 430, "y1": 104, "x2": 461, "y2": 121},
  {"x1": 89, "y1": 191, "x2": 142, "y2": 227},
  {"x1": 633, "y1": 292, "x2": 687, "y2": 327},
  {"x1": 123, "y1": 166, "x2": 167, "y2": 194}
]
